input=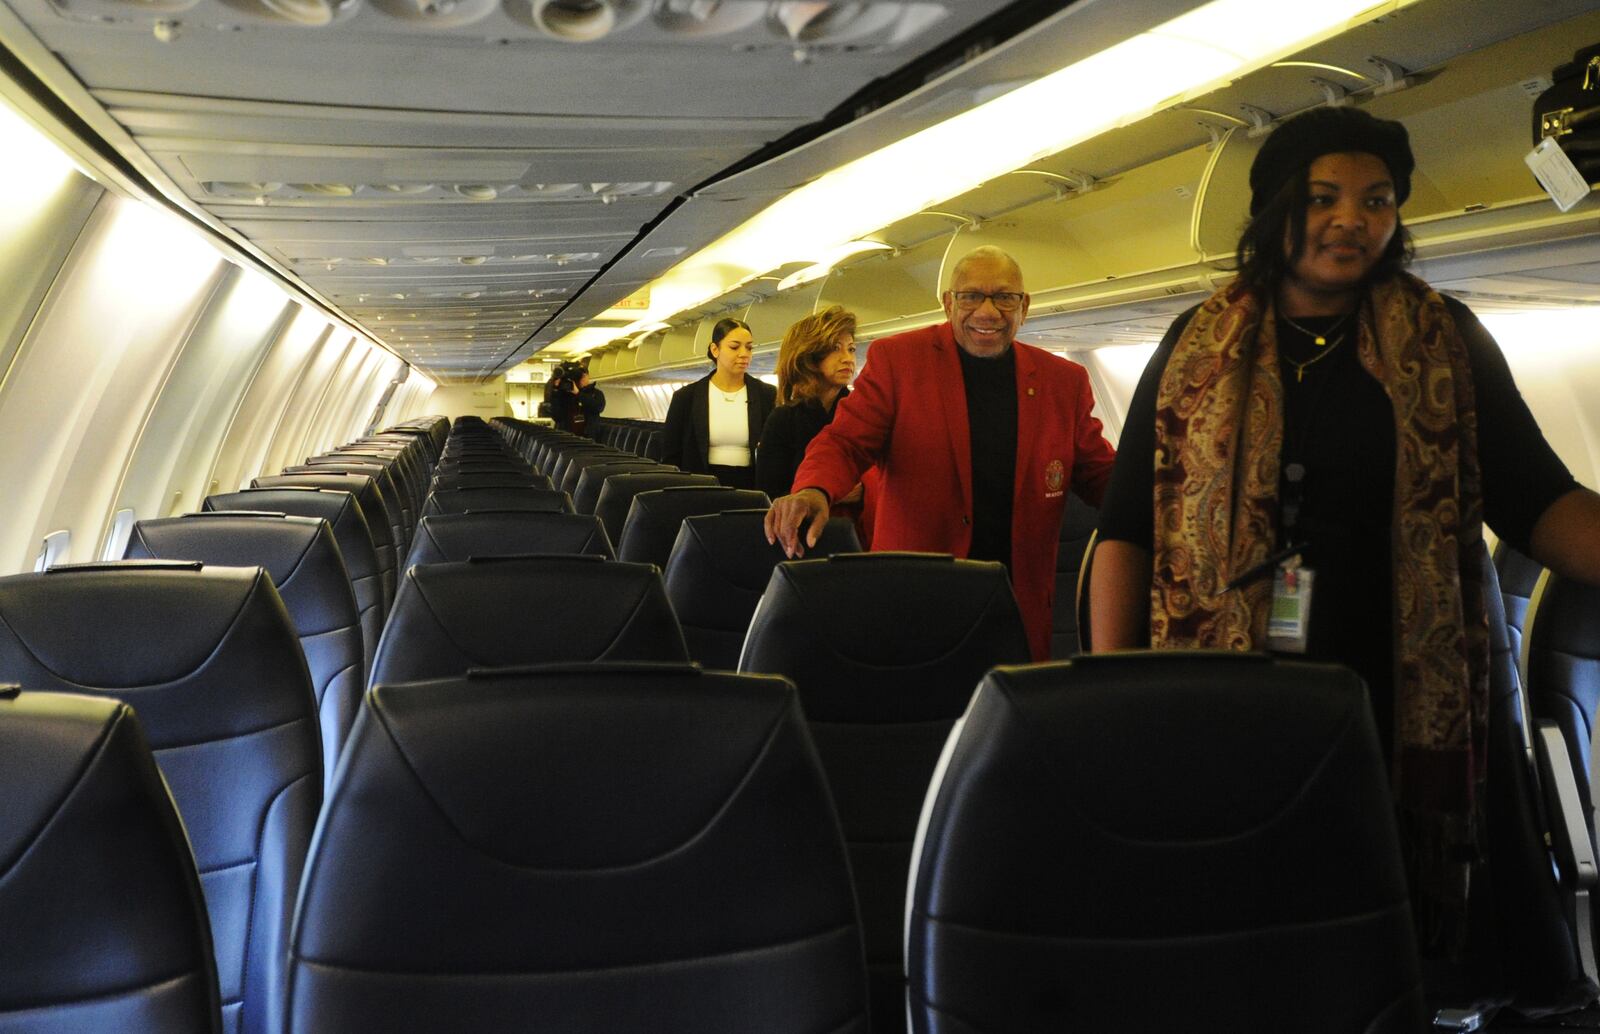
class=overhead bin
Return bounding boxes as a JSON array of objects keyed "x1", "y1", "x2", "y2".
[{"x1": 738, "y1": 278, "x2": 825, "y2": 352}]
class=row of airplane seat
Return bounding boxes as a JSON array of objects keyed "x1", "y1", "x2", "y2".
[{"x1": 3, "y1": 413, "x2": 1598, "y2": 1032}]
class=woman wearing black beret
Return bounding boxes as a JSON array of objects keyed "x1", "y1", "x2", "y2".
[{"x1": 1091, "y1": 105, "x2": 1600, "y2": 955}]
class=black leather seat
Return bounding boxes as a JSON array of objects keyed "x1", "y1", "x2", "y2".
[
  {"x1": 419, "y1": 485, "x2": 571, "y2": 518},
  {"x1": 204, "y1": 486, "x2": 386, "y2": 681},
  {"x1": 1526, "y1": 570, "x2": 1600, "y2": 942},
  {"x1": 254, "y1": 471, "x2": 398, "y2": 609},
  {"x1": 0, "y1": 688, "x2": 221, "y2": 1033},
  {"x1": 403, "y1": 512, "x2": 614, "y2": 568},
  {"x1": 287, "y1": 664, "x2": 868, "y2": 1034},
  {"x1": 571, "y1": 461, "x2": 672, "y2": 515},
  {"x1": 0, "y1": 564, "x2": 321, "y2": 1034},
  {"x1": 663, "y1": 510, "x2": 860, "y2": 670},
  {"x1": 557, "y1": 448, "x2": 635, "y2": 495},
  {"x1": 1496, "y1": 542, "x2": 1545, "y2": 665},
  {"x1": 740, "y1": 553, "x2": 1030, "y2": 1033},
  {"x1": 370, "y1": 556, "x2": 688, "y2": 685},
  {"x1": 125, "y1": 513, "x2": 364, "y2": 789},
  {"x1": 1052, "y1": 499, "x2": 1098, "y2": 657},
  {"x1": 430, "y1": 471, "x2": 552, "y2": 493},
  {"x1": 289, "y1": 460, "x2": 411, "y2": 552},
  {"x1": 594, "y1": 471, "x2": 719, "y2": 546},
  {"x1": 549, "y1": 446, "x2": 628, "y2": 490},
  {"x1": 616, "y1": 486, "x2": 771, "y2": 570},
  {"x1": 906, "y1": 653, "x2": 1424, "y2": 1033},
  {"x1": 1470, "y1": 544, "x2": 1596, "y2": 1013}
]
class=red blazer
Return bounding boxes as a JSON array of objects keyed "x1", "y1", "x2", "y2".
[{"x1": 793, "y1": 322, "x2": 1116, "y2": 660}]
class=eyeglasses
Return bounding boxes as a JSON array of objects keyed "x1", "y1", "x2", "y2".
[{"x1": 950, "y1": 290, "x2": 1025, "y2": 312}]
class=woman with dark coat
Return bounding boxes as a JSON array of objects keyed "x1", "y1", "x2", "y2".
[
  {"x1": 756, "y1": 305, "x2": 860, "y2": 501},
  {"x1": 1089, "y1": 106, "x2": 1600, "y2": 958},
  {"x1": 660, "y1": 318, "x2": 777, "y2": 489}
]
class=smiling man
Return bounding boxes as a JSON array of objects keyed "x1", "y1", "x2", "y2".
[{"x1": 765, "y1": 245, "x2": 1118, "y2": 660}]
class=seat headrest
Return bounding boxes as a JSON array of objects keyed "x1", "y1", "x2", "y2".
[
  {"x1": 0, "y1": 566, "x2": 311, "y2": 747},
  {"x1": 0, "y1": 690, "x2": 219, "y2": 1027},
  {"x1": 292, "y1": 665, "x2": 866, "y2": 1033},
  {"x1": 407, "y1": 512, "x2": 613, "y2": 566},
  {"x1": 617, "y1": 487, "x2": 770, "y2": 567},
  {"x1": 372, "y1": 557, "x2": 687, "y2": 684},
  {"x1": 421, "y1": 486, "x2": 571, "y2": 518},
  {"x1": 666, "y1": 511, "x2": 859, "y2": 594},
  {"x1": 742, "y1": 554, "x2": 1030, "y2": 720}
]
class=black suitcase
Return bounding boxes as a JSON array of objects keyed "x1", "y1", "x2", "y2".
[{"x1": 1533, "y1": 42, "x2": 1600, "y2": 182}]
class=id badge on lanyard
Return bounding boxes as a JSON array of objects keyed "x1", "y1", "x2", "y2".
[{"x1": 1267, "y1": 556, "x2": 1314, "y2": 654}]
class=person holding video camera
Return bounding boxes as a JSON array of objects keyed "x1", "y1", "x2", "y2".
[{"x1": 548, "y1": 360, "x2": 605, "y2": 437}]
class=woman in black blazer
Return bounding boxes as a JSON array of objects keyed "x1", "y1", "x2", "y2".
[
  {"x1": 756, "y1": 305, "x2": 859, "y2": 501},
  {"x1": 660, "y1": 318, "x2": 778, "y2": 489}
]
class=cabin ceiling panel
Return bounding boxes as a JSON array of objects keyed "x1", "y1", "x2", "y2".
[
  {"x1": 0, "y1": 0, "x2": 1021, "y2": 378},
  {"x1": 16, "y1": 1, "x2": 999, "y2": 116}
]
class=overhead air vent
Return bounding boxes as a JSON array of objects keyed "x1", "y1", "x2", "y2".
[
  {"x1": 769, "y1": 0, "x2": 900, "y2": 44},
  {"x1": 256, "y1": 0, "x2": 357, "y2": 26},
  {"x1": 370, "y1": 0, "x2": 495, "y2": 26},
  {"x1": 505, "y1": 0, "x2": 646, "y2": 40},
  {"x1": 652, "y1": 0, "x2": 764, "y2": 37}
]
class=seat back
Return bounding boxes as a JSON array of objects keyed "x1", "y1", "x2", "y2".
[
  {"x1": 254, "y1": 472, "x2": 397, "y2": 609},
  {"x1": 1497, "y1": 543, "x2": 1546, "y2": 664},
  {"x1": 1527, "y1": 571, "x2": 1600, "y2": 866},
  {"x1": 907, "y1": 653, "x2": 1423, "y2": 1033},
  {"x1": 126, "y1": 514, "x2": 364, "y2": 790},
  {"x1": 739, "y1": 553, "x2": 1030, "y2": 1032},
  {"x1": 616, "y1": 486, "x2": 771, "y2": 569},
  {"x1": 430, "y1": 472, "x2": 552, "y2": 493},
  {"x1": 204, "y1": 486, "x2": 385, "y2": 681},
  {"x1": 288, "y1": 461, "x2": 411, "y2": 550},
  {"x1": 0, "y1": 564, "x2": 321, "y2": 1034},
  {"x1": 662, "y1": 510, "x2": 859, "y2": 670},
  {"x1": 594, "y1": 471, "x2": 719, "y2": 545},
  {"x1": 419, "y1": 486, "x2": 571, "y2": 518},
  {"x1": 287, "y1": 665, "x2": 867, "y2": 1034},
  {"x1": 404, "y1": 512, "x2": 613, "y2": 566},
  {"x1": 557, "y1": 449, "x2": 635, "y2": 495},
  {"x1": 370, "y1": 556, "x2": 689, "y2": 685},
  {"x1": 0, "y1": 688, "x2": 221, "y2": 1034},
  {"x1": 1474, "y1": 545, "x2": 1592, "y2": 1009},
  {"x1": 1052, "y1": 499, "x2": 1098, "y2": 657},
  {"x1": 571, "y1": 461, "x2": 670, "y2": 514}
]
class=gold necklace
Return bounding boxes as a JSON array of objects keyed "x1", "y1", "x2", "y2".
[
  {"x1": 1279, "y1": 310, "x2": 1352, "y2": 348},
  {"x1": 1284, "y1": 333, "x2": 1346, "y2": 382}
]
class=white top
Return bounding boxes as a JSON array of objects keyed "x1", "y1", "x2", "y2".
[{"x1": 706, "y1": 382, "x2": 751, "y2": 467}]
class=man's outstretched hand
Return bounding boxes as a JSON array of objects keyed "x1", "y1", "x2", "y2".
[{"x1": 764, "y1": 488, "x2": 831, "y2": 558}]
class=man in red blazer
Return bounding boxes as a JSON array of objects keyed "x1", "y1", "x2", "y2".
[{"x1": 765, "y1": 246, "x2": 1117, "y2": 660}]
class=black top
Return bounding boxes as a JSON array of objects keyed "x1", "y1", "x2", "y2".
[
  {"x1": 660, "y1": 372, "x2": 779, "y2": 475},
  {"x1": 958, "y1": 347, "x2": 1018, "y2": 567},
  {"x1": 755, "y1": 388, "x2": 848, "y2": 500},
  {"x1": 1098, "y1": 294, "x2": 1577, "y2": 752},
  {"x1": 549, "y1": 385, "x2": 605, "y2": 436}
]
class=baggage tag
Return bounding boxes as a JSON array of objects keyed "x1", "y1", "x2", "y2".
[
  {"x1": 1526, "y1": 137, "x2": 1593, "y2": 212},
  {"x1": 1266, "y1": 556, "x2": 1314, "y2": 654}
]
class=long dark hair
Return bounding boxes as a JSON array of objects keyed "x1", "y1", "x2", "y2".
[
  {"x1": 1234, "y1": 172, "x2": 1412, "y2": 298},
  {"x1": 706, "y1": 317, "x2": 752, "y2": 366}
]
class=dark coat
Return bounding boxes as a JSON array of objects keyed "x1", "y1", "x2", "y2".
[
  {"x1": 661, "y1": 372, "x2": 777, "y2": 474},
  {"x1": 755, "y1": 389, "x2": 848, "y2": 500}
]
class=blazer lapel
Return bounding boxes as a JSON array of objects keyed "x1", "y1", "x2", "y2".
[
  {"x1": 1013, "y1": 342, "x2": 1041, "y2": 505},
  {"x1": 744, "y1": 374, "x2": 766, "y2": 449},
  {"x1": 932, "y1": 324, "x2": 973, "y2": 509},
  {"x1": 691, "y1": 377, "x2": 710, "y2": 466}
]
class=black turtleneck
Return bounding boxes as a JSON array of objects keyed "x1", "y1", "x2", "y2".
[{"x1": 957, "y1": 346, "x2": 1017, "y2": 567}]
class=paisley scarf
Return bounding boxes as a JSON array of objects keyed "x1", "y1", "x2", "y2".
[{"x1": 1150, "y1": 273, "x2": 1490, "y2": 954}]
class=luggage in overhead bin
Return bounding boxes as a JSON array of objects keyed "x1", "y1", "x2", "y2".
[{"x1": 1533, "y1": 42, "x2": 1600, "y2": 182}]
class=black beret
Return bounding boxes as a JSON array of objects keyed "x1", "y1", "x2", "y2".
[{"x1": 1249, "y1": 106, "x2": 1414, "y2": 215}]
